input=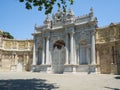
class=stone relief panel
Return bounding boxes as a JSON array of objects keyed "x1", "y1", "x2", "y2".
[
  {"x1": 18, "y1": 41, "x2": 25, "y2": 49},
  {"x1": 4, "y1": 41, "x2": 11, "y2": 49},
  {"x1": 12, "y1": 41, "x2": 17, "y2": 49},
  {"x1": 24, "y1": 42, "x2": 28, "y2": 49},
  {"x1": 3, "y1": 40, "x2": 33, "y2": 50}
]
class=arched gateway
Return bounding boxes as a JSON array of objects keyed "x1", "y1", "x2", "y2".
[
  {"x1": 52, "y1": 40, "x2": 65, "y2": 73},
  {"x1": 32, "y1": 8, "x2": 97, "y2": 73}
]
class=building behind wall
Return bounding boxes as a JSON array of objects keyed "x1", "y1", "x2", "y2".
[{"x1": 0, "y1": 31, "x2": 33, "y2": 72}]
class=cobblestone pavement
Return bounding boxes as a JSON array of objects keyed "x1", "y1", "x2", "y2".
[{"x1": 0, "y1": 72, "x2": 120, "y2": 90}]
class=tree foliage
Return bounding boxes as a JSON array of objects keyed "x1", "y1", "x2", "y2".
[
  {"x1": 2, "y1": 32, "x2": 14, "y2": 39},
  {"x1": 19, "y1": 0, "x2": 74, "y2": 14}
]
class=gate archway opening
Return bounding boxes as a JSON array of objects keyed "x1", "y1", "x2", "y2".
[
  {"x1": 53, "y1": 40, "x2": 65, "y2": 49},
  {"x1": 52, "y1": 40, "x2": 65, "y2": 74}
]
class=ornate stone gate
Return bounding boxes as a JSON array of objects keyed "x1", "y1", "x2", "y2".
[{"x1": 52, "y1": 40, "x2": 65, "y2": 74}]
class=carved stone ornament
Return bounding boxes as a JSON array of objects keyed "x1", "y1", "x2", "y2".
[
  {"x1": 80, "y1": 39, "x2": 87, "y2": 45},
  {"x1": 44, "y1": 15, "x2": 51, "y2": 25},
  {"x1": 52, "y1": 9, "x2": 65, "y2": 23}
]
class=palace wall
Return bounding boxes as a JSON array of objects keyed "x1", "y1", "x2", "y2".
[
  {"x1": 96, "y1": 23, "x2": 120, "y2": 74},
  {"x1": 0, "y1": 31, "x2": 33, "y2": 71}
]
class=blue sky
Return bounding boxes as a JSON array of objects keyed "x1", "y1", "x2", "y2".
[{"x1": 0, "y1": 0, "x2": 120, "y2": 39}]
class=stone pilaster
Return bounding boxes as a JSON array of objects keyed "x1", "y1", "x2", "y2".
[
  {"x1": 73, "y1": 35, "x2": 77, "y2": 64},
  {"x1": 28, "y1": 41, "x2": 30, "y2": 49},
  {"x1": 26, "y1": 53, "x2": 29, "y2": 64},
  {"x1": 77, "y1": 48, "x2": 79, "y2": 64},
  {"x1": 96, "y1": 49, "x2": 100, "y2": 65},
  {"x1": 17, "y1": 41, "x2": 18, "y2": 50},
  {"x1": 2, "y1": 41, "x2": 4, "y2": 49},
  {"x1": 65, "y1": 34, "x2": 69, "y2": 64},
  {"x1": 15, "y1": 54, "x2": 18, "y2": 64},
  {"x1": 70, "y1": 32, "x2": 74, "y2": 64},
  {"x1": 91, "y1": 32, "x2": 96, "y2": 64},
  {"x1": 79, "y1": 46, "x2": 82, "y2": 64},
  {"x1": 46, "y1": 36, "x2": 50, "y2": 64},
  {"x1": 42, "y1": 38, "x2": 45, "y2": 64},
  {"x1": 23, "y1": 54, "x2": 26, "y2": 65},
  {"x1": 49, "y1": 49, "x2": 52, "y2": 65},
  {"x1": 0, "y1": 31, "x2": 3, "y2": 48}
]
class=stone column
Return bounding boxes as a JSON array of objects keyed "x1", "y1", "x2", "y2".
[
  {"x1": 65, "y1": 34, "x2": 69, "y2": 64},
  {"x1": 42, "y1": 38, "x2": 45, "y2": 64},
  {"x1": 91, "y1": 32, "x2": 96, "y2": 64},
  {"x1": 32, "y1": 42, "x2": 37, "y2": 65},
  {"x1": 70, "y1": 32, "x2": 74, "y2": 64},
  {"x1": 73, "y1": 36, "x2": 77, "y2": 64},
  {"x1": 46, "y1": 36, "x2": 50, "y2": 64}
]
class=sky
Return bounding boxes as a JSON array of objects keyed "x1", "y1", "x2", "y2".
[{"x1": 0, "y1": 0, "x2": 120, "y2": 39}]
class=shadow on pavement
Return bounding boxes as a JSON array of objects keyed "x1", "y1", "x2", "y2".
[
  {"x1": 0, "y1": 78, "x2": 59, "y2": 90},
  {"x1": 105, "y1": 87, "x2": 120, "y2": 90},
  {"x1": 115, "y1": 76, "x2": 120, "y2": 79}
]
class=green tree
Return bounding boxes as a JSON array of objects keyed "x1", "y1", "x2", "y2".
[
  {"x1": 2, "y1": 32, "x2": 14, "y2": 39},
  {"x1": 19, "y1": 0, "x2": 74, "y2": 14}
]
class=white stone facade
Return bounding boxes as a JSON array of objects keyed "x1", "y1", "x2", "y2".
[{"x1": 32, "y1": 8, "x2": 97, "y2": 74}]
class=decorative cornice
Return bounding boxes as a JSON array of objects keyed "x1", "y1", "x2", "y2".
[{"x1": 34, "y1": 8, "x2": 96, "y2": 33}]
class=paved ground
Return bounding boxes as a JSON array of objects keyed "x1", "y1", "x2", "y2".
[{"x1": 0, "y1": 72, "x2": 120, "y2": 90}]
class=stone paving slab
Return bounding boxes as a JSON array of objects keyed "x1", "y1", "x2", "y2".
[{"x1": 0, "y1": 72, "x2": 120, "y2": 90}]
